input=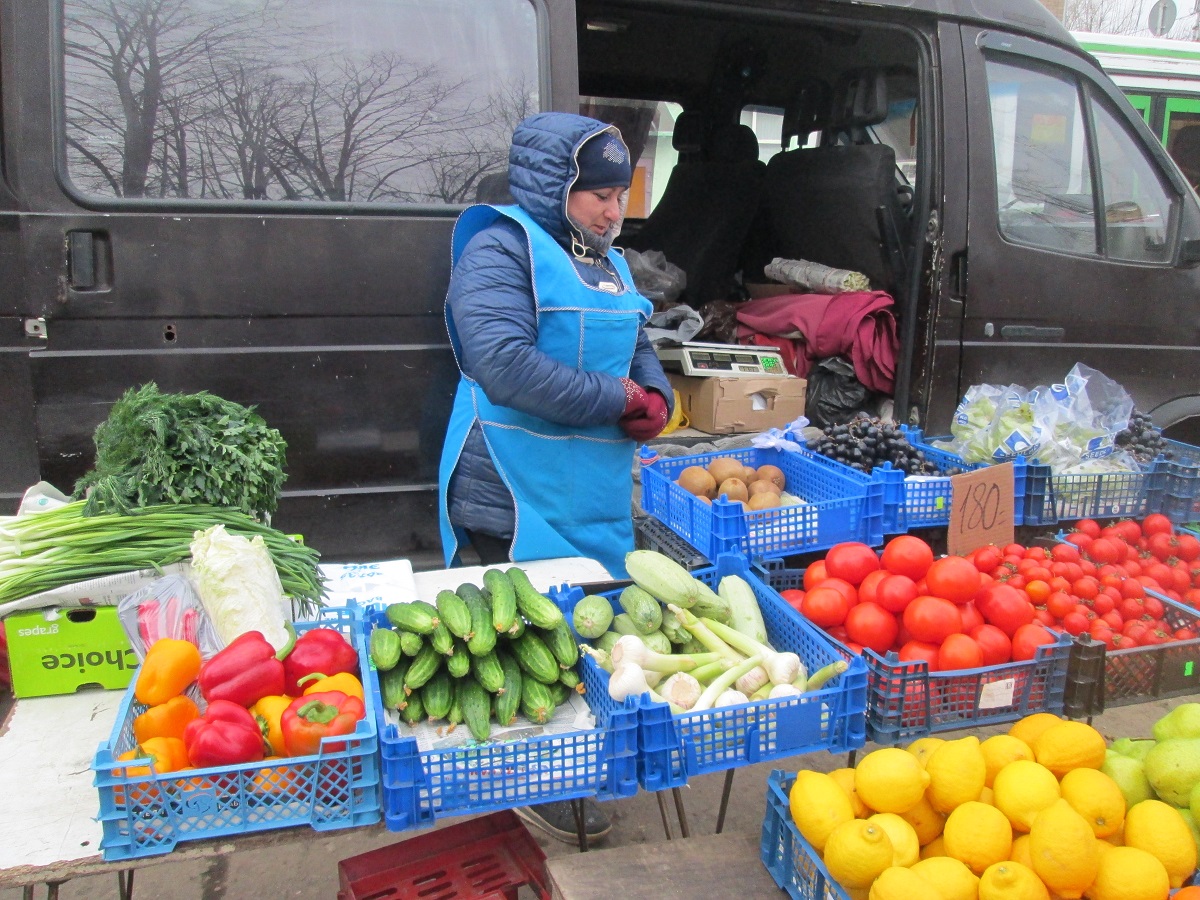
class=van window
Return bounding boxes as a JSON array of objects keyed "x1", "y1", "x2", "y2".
[{"x1": 61, "y1": 0, "x2": 539, "y2": 204}]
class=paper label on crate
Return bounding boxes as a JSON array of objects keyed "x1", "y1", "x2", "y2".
[
  {"x1": 947, "y1": 463, "x2": 1015, "y2": 556},
  {"x1": 319, "y1": 559, "x2": 418, "y2": 607},
  {"x1": 978, "y1": 678, "x2": 1016, "y2": 710}
]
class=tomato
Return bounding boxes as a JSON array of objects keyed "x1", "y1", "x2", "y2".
[
  {"x1": 1060, "y1": 611, "x2": 1091, "y2": 635},
  {"x1": 1050, "y1": 543, "x2": 1081, "y2": 564},
  {"x1": 1145, "y1": 561, "x2": 1175, "y2": 587},
  {"x1": 824, "y1": 542, "x2": 881, "y2": 586},
  {"x1": 1033, "y1": 607, "x2": 1056, "y2": 626},
  {"x1": 1011, "y1": 623, "x2": 1056, "y2": 661},
  {"x1": 1065, "y1": 532, "x2": 1093, "y2": 551},
  {"x1": 971, "y1": 545, "x2": 1003, "y2": 573},
  {"x1": 827, "y1": 625, "x2": 849, "y2": 643},
  {"x1": 1086, "y1": 538, "x2": 1120, "y2": 566},
  {"x1": 1175, "y1": 627, "x2": 1197, "y2": 641},
  {"x1": 878, "y1": 534, "x2": 933, "y2": 580},
  {"x1": 1112, "y1": 520, "x2": 1142, "y2": 544},
  {"x1": 1074, "y1": 518, "x2": 1102, "y2": 538},
  {"x1": 1023, "y1": 546, "x2": 1050, "y2": 561},
  {"x1": 1071, "y1": 576, "x2": 1100, "y2": 600},
  {"x1": 818, "y1": 577, "x2": 858, "y2": 607},
  {"x1": 1092, "y1": 594, "x2": 1116, "y2": 616},
  {"x1": 801, "y1": 586, "x2": 850, "y2": 628},
  {"x1": 1186, "y1": 588, "x2": 1200, "y2": 607},
  {"x1": 1100, "y1": 610, "x2": 1124, "y2": 630},
  {"x1": 976, "y1": 583, "x2": 1035, "y2": 637},
  {"x1": 1004, "y1": 543, "x2": 1027, "y2": 557},
  {"x1": 969, "y1": 623, "x2": 1011, "y2": 665},
  {"x1": 937, "y1": 633, "x2": 984, "y2": 671},
  {"x1": 1148, "y1": 532, "x2": 1178, "y2": 563},
  {"x1": 803, "y1": 560, "x2": 828, "y2": 591},
  {"x1": 1140, "y1": 629, "x2": 1171, "y2": 647},
  {"x1": 925, "y1": 556, "x2": 981, "y2": 605},
  {"x1": 843, "y1": 640, "x2": 866, "y2": 655},
  {"x1": 1123, "y1": 620, "x2": 1149, "y2": 642},
  {"x1": 1024, "y1": 580, "x2": 1052, "y2": 604},
  {"x1": 1091, "y1": 628, "x2": 1117, "y2": 651},
  {"x1": 873, "y1": 573, "x2": 919, "y2": 614},
  {"x1": 897, "y1": 639, "x2": 940, "y2": 671},
  {"x1": 1171, "y1": 563, "x2": 1192, "y2": 592},
  {"x1": 1121, "y1": 559, "x2": 1143, "y2": 578},
  {"x1": 779, "y1": 588, "x2": 806, "y2": 612},
  {"x1": 844, "y1": 602, "x2": 899, "y2": 654},
  {"x1": 1176, "y1": 533, "x2": 1200, "y2": 563},
  {"x1": 856, "y1": 569, "x2": 890, "y2": 606},
  {"x1": 1045, "y1": 591, "x2": 1076, "y2": 620},
  {"x1": 958, "y1": 601, "x2": 985, "y2": 633},
  {"x1": 1119, "y1": 597, "x2": 1146, "y2": 621},
  {"x1": 1109, "y1": 633, "x2": 1134, "y2": 650},
  {"x1": 903, "y1": 595, "x2": 963, "y2": 643},
  {"x1": 1141, "y1": 594, "x2": 1165, "y2": 619},
  {"x1": 1119, "y1": 578, "x2": 1145, "y2": 600},
  {"x1": 1141, "y1": 513, "x2": 1174, "y2": 536}
]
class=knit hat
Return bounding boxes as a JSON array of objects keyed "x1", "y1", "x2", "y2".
[{"x1": 573, "y1": 130, "x2": 632, "y2": 191}]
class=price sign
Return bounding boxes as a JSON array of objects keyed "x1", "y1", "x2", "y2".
[{"x1": 947, "y1": 462, "x2": 1015, "y2": 556}]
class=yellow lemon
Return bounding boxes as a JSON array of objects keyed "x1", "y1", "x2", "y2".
[
  {"x1": 920, "y1": 834, "x2": 947, "y2": 858},
  {"x1": 1083, "y1": 845, "x2": 1170, "y2": 900},
  {"x1": 1032, "y1": 721, "x2": 1106, "y2": 776},
  {"x1": 868, "y1": 866, "x2": 944, "y2": 900},
  {"x1": 909, "y1": 856, "x2": 979, "y2": 900},
  {"x1": 978, "y1": 785, "x2": 995, "y2": 806},
  {"x1": 1008, "y1": 712, "x2": 1063, "y2": 748},
  {"x1": 981, "y1": 733, "x2": 1034, "y2": 788},
  {"x1": 855, "y1": 747, "x2": 931, "y2": 814},
  {"x1": 906, "y1": 736, "x2": 946, "y2": 768},
  {"x1": 926, "y1": 735, "x2": 987, "y2": 813},
  {"x1": 943, "y1": 800, "x2": 1013, "y2": 875},
  {"x1": 1010, "y1": 833, "x2": 1034, "y2": 869},
  {"x1": 993, "y1": 759, "x2": 1061, "y2": 832},
  {"x1": 868, "y1": 812, "x2": 921, "y2": 867},
  {"x1": 899, "y1": 792, "x2": 946, "y2": 846},
  {"x1": 788, "y1": 770, "x2": 854, "y2": 852},
  {"x1": 829, "y1": 766, "x2": 870, "y2": 817},
  {"x1": 823, "y1": 818, "x2": 894, "y2": 889},
  {"x1": 1059, "y1": 768, "x2": 1125, "y2": 838},
  {"x1": 978, "y1": 861, "x2": 1049, "y2": 900},
  {"x1": 1123, "y1": 799, "x2": 1198, "y2": 889},
  {"x1": 1028, "y1": 798, "x2": 1100, "y2": 899}
]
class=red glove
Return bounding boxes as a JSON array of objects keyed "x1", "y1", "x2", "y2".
[{"x1": 619, "y1": 380, "x2": 669, "y2": 442}]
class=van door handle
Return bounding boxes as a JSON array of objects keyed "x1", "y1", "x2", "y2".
[
  {"x1": 1000, "y1": 325, "x2": 1065, "y2": 341},
  {"x1": 68, "y1": 231, "x2": 96, "y2": 289}
]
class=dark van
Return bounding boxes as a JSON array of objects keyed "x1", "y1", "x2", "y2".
[{"x1": 3, "y1": 0, "x2": 1199, "y2": 562}]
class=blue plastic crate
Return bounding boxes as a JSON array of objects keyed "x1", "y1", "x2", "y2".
[
  {"x1": 899, "y1": 427, "x2": 1028, "y2": 529},
  {"x1": 640, "y1": 446, "x2": 883, "y2": 561},
  {"x1": 93, "y1": 604, "x2": 381, "y2": 861},
  {"x1": 1158, "y1": 437, "x2": 1200, "y2": 524},
  {"x1": 370, "y1": 601, "x2": 640, "y2": 832},
  {"x1": 758, "y1": 560, "x2": 1073, "y2": 742},
  {"x1": 761, "y1": 769, "x2": 850, "y2": 900},
  {"x1": 553, "y1": 553, "x2": 867, "y2": 791}
]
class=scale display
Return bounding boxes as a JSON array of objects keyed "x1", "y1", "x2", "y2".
[{"x1": 655, "y1": 341, "x2": 788, "y2": 377}]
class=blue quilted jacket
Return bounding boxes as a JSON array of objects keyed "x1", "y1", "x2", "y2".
[{"x1": 445, "y1": 112, "x2": 673, "y2": 539}]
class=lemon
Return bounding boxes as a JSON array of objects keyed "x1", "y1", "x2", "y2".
[
  {"x1": 868, "y1": 866, "x2": 943, "y2": 900},
  {"x1": 1084, "y1": 845, "x2": 1171, "y2": 900},
  {"x1": 943, "y1": 800, "x2": 1013, "y2": 875},
  {"x1": 926, "y1": 735, "x2": 987, "y2": 813},
  {"x1": 868, "y1": 812, "x2": 921, "y2": 867},
  {"x1": 978, "y1": 861, "x2": 1050, "y2": 900},
  {"x1": 1008, "y1": 712, "x2": 1063, "y2": 748},
  {"x1": 855, "y1": 747, "x2": 931, "y2": 814},
  {"x1": 788, "y1": 770, "x2": 854, "y2": 852},
  {"x1": 993, "y1": 759, "x2": 1061, "y2": 832},
  {"x1": 1123, "y1": 799, "x2": 1198, "y2": 889},
  {"x1": 1059, "y1": 768, "x2": 1125, "y2": 838},
  {"x1": 829, "y1": 766, "x2": 870, "y2": 817},
  {"x1": 823, "y1": 818, "x2": 894, "y2": 889},
  {"x1": 1032, "y1": 721, "x2": 1106, "y2": 776},
  {"x1": 1028, "y1": 798, "x2": 1100, "y2": 899},
  {"x1": 1010, "y1": 833, "x2": 1034, "y2": 869},
  {"x1": 899, "y1": 792, "x2": 946, "y2": 846},
  {"x1": 906, "y1": 736, "x2": 946, "y2": 768},
  {"x1": 978, "y1": 785, "x2": 995, "y2": 805},
  {"x1": 920, "y1": 835, "x2": 947, "y2": 859},
  {"x1": 909, "y1": 856, "x2": 979, "y2": 900},
  {"x1": 981, "y1": 733, "x2": 1034, "y2": 788}
]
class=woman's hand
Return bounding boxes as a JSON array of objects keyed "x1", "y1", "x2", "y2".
[{"x1": 619, "y1": 379, "x2": 669, "y2": 441}]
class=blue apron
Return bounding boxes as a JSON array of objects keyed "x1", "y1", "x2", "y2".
[{"x1": 438, "y1": 204, "x2": 651, "y2": 578}]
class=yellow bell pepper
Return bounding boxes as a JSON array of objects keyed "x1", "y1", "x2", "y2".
[
  {"x1": 116, "y1": 736, "x2": 190, "y2": 776},
  {"x1": 134, "y1": 638, "x2": 202, "y2": 707},
  {"x1": 250, "y1": 694, "x2": 294, "y2": 756},
  {"x1": 298, "y1": 671, "x2": 363, "y2": 701},
  {"x1": 133, "y1": 694, "x2": 201, "y2": 744}
]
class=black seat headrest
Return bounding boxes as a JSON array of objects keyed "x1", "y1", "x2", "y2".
[
  {"x1": 708, "y1": 123, "x2": 760, "y2": 162},
  {"x1": 781, "y1": 79, "x2": 832, "y2": 150},
  {"x1": 830, "y1": 69, "x2": 889, "y2": 130},
  {"x1": 672, "y1": 110, "x2": 705, "y2": 154}
]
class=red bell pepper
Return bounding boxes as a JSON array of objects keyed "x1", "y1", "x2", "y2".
[
  {"x1": 281, "y1": 691, "x2": 365, "y2": 756},
  {"x1": 198, "y1": 631, "x2": 286, "y2": 708},
  {"x1": 184, "y1": 699, "x2": 267, "y2": 768},
  {"x1": 282, "y1": 628, "x2": 358, "y2": 696}
]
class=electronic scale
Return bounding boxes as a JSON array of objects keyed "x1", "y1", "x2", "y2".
[{"x1": 655, "y1": 341, "x2": 788, "y2": 378}]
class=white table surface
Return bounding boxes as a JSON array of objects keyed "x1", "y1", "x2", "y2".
[{"x1": 0, "y1": 556, "x2": 610, "y2": 883}]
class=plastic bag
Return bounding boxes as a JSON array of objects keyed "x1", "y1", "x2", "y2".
[
  {"x1": 644, "y1": 305, "x2": 704, "y2": 348},
  {"x1": 625, "y1": 248, "x2": 686, "y2": 304},
  {"x1": 117, "y1": 574, "x2": 223, "y2": 661},
  {"x1": 806, "y1": 357, "x2": 869, "y2": 428},
  {"x1": 694, "y1": 300, "x2": 741, "y2": 344}
]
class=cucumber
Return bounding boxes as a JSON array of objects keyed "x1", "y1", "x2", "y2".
[
  {"x1": 484, "y1": 568, "x2": 519, "y2": 635},
  {"x1": 471, "y1": 649, "x2": 506, "y2": 694},
  {"x1": 435, "y1": 589, "x2": 474, "y2": 641},
  {"x1": 520, "y1": 675, "x2": 555, "y2": 725},
  {"x1": 539, "y1": 620, "x2": 579, "y2": 669},
  {"x1": 459, "y1": 676, "x2": 492, "y2": 742},
  {"x1": 404, "y1": 643, "x2": 442, "y2": 692},
  {"x1": 572, "y1": 594, "x2": 614, "y2": 639},
  {"x1": 399, "y1": 687, "x2": 424, "y2": 726},
  {"x1": 447, "y1": 640, "x2": 472, "y2": 678},
  {"x1": 399, "y1": 630, "x2": 424, "y2": 657},
  {"x1": 494, "y1": 651, "x2": 523, "y2": 726},
  {"x1": 380, "y1": 664, "x2": 408, "y2": 710},
  {"x1": 458, "y1": 583, "x2": 497, "y2": 656},
  {"x1": 369, "y1": 626, "x2": 402, "y2": 671},
  {"x1": 447, "y1": 689, "x2": 464, "y2": 731},
  {"x1": 508, "y1": 614, "x2": 526, "y2": 639},
  {"x1": 559, "y1": 667, "x2": 581, "y2": 690},
  {"x1": 507, "y1": 566, "x2": 564, "y2": 630},
  {"x1": 618, "y1": 584, "x2": 663, "y2": 634},
  {"x1": 511, "y1": 631, "x2": 560, "y2": 685},
  {"x1": 385, "y1": 600, "x2": 439, "y2": 634},
  {"x1": 430, "y1": 620, "x2": 455, "y2": 656},
  {"x1": 422, "y1": 670, "x2": 453, "y2": 721},
  {"x1": 547, "y1": 680, "x2": 570, "y2": 707}
]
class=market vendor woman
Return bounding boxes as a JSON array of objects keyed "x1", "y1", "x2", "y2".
[{"x1": 438, "y1": 112, "x2": 673, "y2": 582}]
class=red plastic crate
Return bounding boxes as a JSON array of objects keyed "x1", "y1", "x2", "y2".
[{"x1": 336, "y1": 810, "x2": 550, "y2": 900}]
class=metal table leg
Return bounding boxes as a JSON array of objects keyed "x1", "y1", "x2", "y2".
[
  {"x1": 572, "y1": 798, "x2": 589, "y2": 853},
  {"x1": 671, "y1": 787, "x2": 690, "y2": 838},
  {"x1": 656, "y1": 790, "x2": 674, "y2": 840},
  {"x1": 715, "y1": 769, "x2": 735, "y2": 834},
  {"x1": 118, "y1": 868, "x2": 134, "y2": 900}
]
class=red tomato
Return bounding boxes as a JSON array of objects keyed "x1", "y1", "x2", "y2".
[
  {"x1": 1123, "y1": 620, "x2": 1149, "y2": 642},
  {"x1": 1112, "y1": 520, "x2": 1142, "y2": 544},
  {"x1": 1011, "y1": 623, "x2": 1056, "y2": 661},
  {"x1": 824, "y1": 542, "x2": 881, "y2": 586},
  {"x1": 897, "y1": 639, "x2": 940, "y2": 671},
  {"x1": 1142, "y1": 594, "x2": 1165, "y2": 619},
  {"x1": 1177, "y1": 533, "x2": 1200, "y2": 563},
  {"x1": 1120, "y1": 578, "x2": 1145, "y2": 600},
  {"x1": 1091, "y1": 593, "x2": 1115, "y2": 616},
  {"x1": 1091, "y1": 628, "x2": 1117, "y2": 651},
  {"x1": 971, "y1": 545, "x2": 1003, "y2": 573},
  {"x1": 1074, "y1": 518, "x2": 1102, "y2": 538},
  {"x1": 803, "y1": 561, "x2": 828, "y2": 591},
  {"x1": 1024, "y1": 546, "x2": 1050, "y2": 561},
  {"x1": 779, "y1": 588, "x2": 806, "y2": 612},
  {"x1": 856, "y1": 569, "x2": 890, "y2": 606},
  {"x1": 880, "y1": 535, "x2": 934, "y2": 582},
  {"x1": 938, "y1": 633, "x2": 984, "y2": 671},
  {"x1": 969, "y1": 624, "x2": 1012, "y2": 665},
  {"x1": 1100, "y1": 610, "x2": 1124, "y2": 630},
  {"x1": 1033, "y1": 607, "x2": 1056, "y2": 626},
  {"x1": 958, "y1": 602, "x2": 985, "y2": 633},
  {"x1": 844, "y1": 602, "x2": 899, "y2": 654},
  {"x1": 1066, "y1": 532, "x2": 1093, "y2": 551},
  {"x1": 925, "y1": 556, "x2": 981, "y2": 605},
  {"x1": 1045, "y1": 591, "x2": 1076, "y2": 619},
  {"x1": 1186, "y1": 588, "x2": 1200, "y2": 607},
  {"x1": 1174, "y1": 627, "x2": 1197, "y2": 641},
  {"x1": 1004, "y1": 543, "x2": 1027, "y2": 557},
  {"x1": 818, "y1": 577, "x2": 859, "y2": 607},
  {"x1": 976, "y1": 583, "x2": 1035, "y2": 637},
  {"x1": 1060, "y1": 611, "x2": 1091, "y2": 635},
  {"x1": 1121, "y1": 559, "x2": 1143, "y2": 578},
  {"x1": 1141, "y1": 513, "x2": 1174, "y2": 536},
  {"x1": 1072, "y1": 576, "x2": 1100, "y2": 600},
  {"x1": 1050, "y1": 543, "x2": 1081, "y2": 564},
  {"x1": 874, "y1": 574, "x2": 919, "y2": 614},
  {"x1": 1148, "y1": 532, "x2": 1178, "y2": 563},
  {"x1": 801, "y1": 586, "x2": 850, "y2": 628},
  {"x1": 1086, "y1": 538, "x2": 1120, "y2": 566},
  {"x1": 1119, "y1": 597, "x2": 1146, "y2": 621},
  {"x1": 827, "y1": 625, "x2": 849, "y2": 643},
  {"x1": 903, "y1": 595, "x2": 963, "y2": 643}
]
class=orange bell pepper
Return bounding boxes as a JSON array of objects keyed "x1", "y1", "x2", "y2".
[
  {"x1": 115, "y1": 736, "x2": 190, "y2": 777},
  {"x1": 133, "y1": 694, "x2": 201, "y2": 743},
  {"x1": 298, "y1": 671, "x2": 364, "y2": 701},
  {"x1": 250, "y1": 694, "x2": 294, "y2": 756},
  {"x1": 135, "y1": 638, "x2": 202, "y2": 706}
]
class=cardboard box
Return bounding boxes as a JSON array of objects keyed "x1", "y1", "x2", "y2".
[
  {"x1": 669, "y1": 373, "x2": 806, "y2": 435},
  {"x1": 4, "y1": 606, "x2": 137, "y2": 698}
]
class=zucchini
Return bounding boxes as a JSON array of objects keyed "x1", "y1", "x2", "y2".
[
  {"x1": 595, "y1": 631, "x2": 621, "y2": 655},
  {"x1": 539, "y1": 620, "x2": 579, "y2": 669},
  {"x1": 719, "y1": 574, "x2": 767, "y2": 644},
  {"x1": 618, "y1": 584, "x2": 663, "y2": 634},
  {"x1": 380, "y1": 665, "x2": 408, "y2": 711},
  {"x1": 422, "y1": 670, "x2": 453, "y2": 721},
  {"x1": 484, "y1": 568, "x2": 519, "y2": 635},
  {"x1": 404, "y1": 642, "x2": 442, "y2": 692},
  {"x1": 430, "y1": 620, "x2": 455, "y2": 656},
  {"x1": 659, "y1": 608, "x2": 692, "y2": 645},
  {"x1": 511, "y1": 631, "x2": 560, "y2": 685},
  {"x1": 385, "y1": 600, "x2": 439, "y2": 634},
  {"x1": 507, "y1": 566, "x2": 564, "y2": 630},
  {"x1": 520, "y1": 675, "x2": 555, "y2": 725},
  {"x1": 399, "y1": 630, "x2": 424, "y2": 657},
  {"x1": 611, "y1": 613, "x2": 644, "y2": 637},
  {"x1": 624, "y1": 550, "x2": 701, "y2": 608},
  {"x1": 399, "y1": 687, "x2": 424, "y2": 726},
  {"x1": 641, "y1": 630, "x2": 673, "y2": 655},
  {"x1": 369, "y1": 626, "x2": 402, "y2": 671},
  {"x1": 458, "y1": 583, "x2": 497, "y2": 656},
  {"x1": 435, "y1": 589, "x2": 474, "y2": 641},
  {"x1": 459, "y1": 676, "x2": 492, "y2": 742},
  {"x1": 690, "y1": 581, "x2": 732, "y2": 625},
  {"x1": 471, "y1": 649, "x2": 506, "y2": 694},
  {"x1": 494, "y1": 651, "x2": 523, "y2": 726},
  {"x1": 572, "y1": 594, "x2": 614, "y2": 639},
  {"x1": 447, "y1": 640, "x2": 472, "y2": 678}
]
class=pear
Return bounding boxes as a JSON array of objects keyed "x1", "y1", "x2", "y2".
[
  {"x1": 1144, "y1": 737, "x2": 1200, "y2": 806},
  {"x1": 1101, "y1": 749, "x2": 1156, "y2": 808},
  {"x1": 1111, "y1": 737, "x2": 1157, "y2": 761},
  {"x1": 1152, "y1": 702, "x2": 1200, "y2": 742},
  {"x1": 1191, "y1": 780, "x2": 1200, "y2": 824}
]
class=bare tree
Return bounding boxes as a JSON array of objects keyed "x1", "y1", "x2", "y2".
[{"x1": 1064, "y1": 0, "x2": 1143, "y2": 34}]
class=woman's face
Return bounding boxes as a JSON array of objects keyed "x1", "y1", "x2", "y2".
[{"x1": 567, "y1": 187, "x2": 626, "y2": 236}]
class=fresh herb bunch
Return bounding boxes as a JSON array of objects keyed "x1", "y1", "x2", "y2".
[{"x1": 74, "y1": 383, "x2": 287, "y2": 519}]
